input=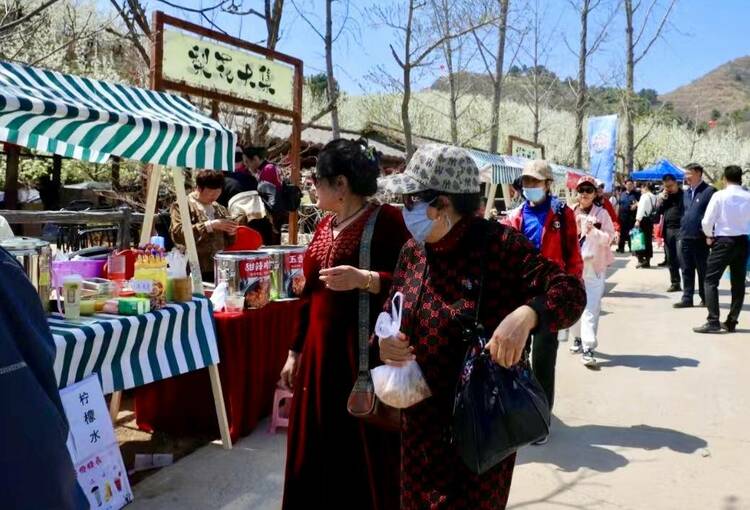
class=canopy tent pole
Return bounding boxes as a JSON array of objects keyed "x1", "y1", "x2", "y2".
[
  {"x1": 172, "y1": 166, "x2": 232, "y2": 450},
  {"x1": 484, "y1": 184, "x2": 497, "y2": 220},
  {"x1": 140, "y1": 164, "x2": 162, "y2": 245},
  {"x1": 4, "y1": 143, "x2": 19, "y2": 210}
]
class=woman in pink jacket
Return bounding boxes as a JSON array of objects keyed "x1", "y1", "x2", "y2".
[{"x1": 570, "y1": 176, "x2": 615, "y2": 368}]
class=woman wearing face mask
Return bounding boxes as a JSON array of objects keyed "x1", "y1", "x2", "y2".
[
  {"x1": 501, "y1": 160, "x2": 582, "y2": 443},
  {"x1": 280, "y1": 139, "x2": 409, "y2": 510},
  {"x1": 379, "y1": 145, "x2": 586, "y2": 509},
  {"x1": 569, "y1": 176, "x2": 616, "y2": 368}
]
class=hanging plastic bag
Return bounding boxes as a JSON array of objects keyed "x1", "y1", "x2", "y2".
[
  {"x1": 630, "y1": 228, "x2": 646, "y2": 252},
  {"x1": 371, "y1": 293, "x2": 431, "y2": 409}
]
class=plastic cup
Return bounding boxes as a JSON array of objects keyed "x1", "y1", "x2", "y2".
[
  {"x1": 108, "y1": 254, "x2": 126, "y2": 281},
  {"x1": 225, "y1": 294, "x2": 245, "y2": 313},
  {"x1": 62, "y1": 275, "x2": 82, "y2": 320}
]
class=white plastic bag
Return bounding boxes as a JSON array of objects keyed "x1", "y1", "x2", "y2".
[
  {"x1": 371, "y1": 293, "x2": 431, "y2": 409},
  {"x1": 372, "y1": 361, "x2": 431, "y2": 408},
  {"x1": 210, "y1": 282, "x2": 228, "y2": 311}
]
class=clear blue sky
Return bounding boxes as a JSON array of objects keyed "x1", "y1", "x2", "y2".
[{"x1": 128, "y1": 0, "x2": 750, "y2": 96}]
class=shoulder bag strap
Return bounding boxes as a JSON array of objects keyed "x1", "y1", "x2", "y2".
[{"x1": 356, "y1": 206, "x2": 382, "y2": 376}]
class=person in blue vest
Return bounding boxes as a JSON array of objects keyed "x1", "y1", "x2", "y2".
[
  {"x1": 674, "y1": 163, "x2": 717, "y2": 308},
  {"x1": 0, "y1": 247, "x2": 87, "y2": 509}
]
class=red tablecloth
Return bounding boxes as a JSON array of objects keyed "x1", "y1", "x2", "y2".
[{"x1": 134, "y1": 299, "x2": 305, "y2": 442}]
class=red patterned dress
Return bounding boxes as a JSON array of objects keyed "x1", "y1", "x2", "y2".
[
  {"x1": 282, "y1": 204, "x2": 410, "y2": 510},
  {"x1": 390, "y1": 217, "x2": 585, "y2": 509}
]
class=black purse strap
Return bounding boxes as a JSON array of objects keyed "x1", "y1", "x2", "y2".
[{"x1": 355, "y1": 206, "x2": 382, "y2": 376}]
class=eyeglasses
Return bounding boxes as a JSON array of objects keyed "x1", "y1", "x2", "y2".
[
  {"x1": 403, "y1": 192, "x2": 438, "y2": 211},
  {"x1": 578, "y1": 187, "x2": 596, "y2": 195}
]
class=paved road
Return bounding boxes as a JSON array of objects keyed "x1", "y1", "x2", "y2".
[{"x1": 131, "y1": 251, "x2": 750, "y2": 510}]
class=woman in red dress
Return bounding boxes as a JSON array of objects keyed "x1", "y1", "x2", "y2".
[
  {"x1": 379, "y1": 145, "x2": 586, "y2": 509},
  {"x1": 280, "y1": 139, "x2": 410, "y2": 509}
]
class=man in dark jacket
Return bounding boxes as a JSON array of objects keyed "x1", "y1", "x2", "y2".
[
  {"x1": 674, "y1": 163, "x2": 717, "y2": 308},
  {"x1": 0, "y1": 247, "x2": 87, "y2": 509},
  {"x1": 617, "y1": 179, "x2": 640, "y2": 253},
  {"x1": 656, "y1": 174, "x2": 685, "y2": 292}
]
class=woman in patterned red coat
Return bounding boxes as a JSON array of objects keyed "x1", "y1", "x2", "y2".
[
  {"x1": 379, "y1": 145, "x2": 586, "y2": 509},
  {"x1": 280, "y1": 139, "x2": 410, "y2": 510}
]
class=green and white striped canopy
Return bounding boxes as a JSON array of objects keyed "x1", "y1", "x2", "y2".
[{"x1": 0, "y1": 61, "x2": 235, "y2": 171}]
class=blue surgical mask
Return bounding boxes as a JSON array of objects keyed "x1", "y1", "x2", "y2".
[
  {"x1": 523, "y1": 187, "x2": 546, "y2": 204},
  {"x1": 402, "y1": 202, "x2": 435, "y2": 243}
]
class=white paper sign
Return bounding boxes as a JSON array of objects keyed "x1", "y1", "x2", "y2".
[
  {"x1": 129, "y1": 279, "x2": 153, "y2": 294},
  {"x1": 60, "y1": 376, "x2": 134, "y2": 509}
]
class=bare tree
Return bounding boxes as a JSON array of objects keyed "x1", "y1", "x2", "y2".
[
  {"x1": 623, "y1": 0, "x2": 676, "y2": 173},
  {"x1": 373, "y1": 1, "x2": 493, "y2": 157},
  {"x1": 517, "y1": 0, "x2": 560, "y2": 144},
  {"x1": 291, "y1": 0, "x2": 354, "y2": 139},
  {"x1": 566, "y1": 0, "x2": 617, "y2": 168},
  {"x1": 471, "y1": 0, "x2": 512, "y2": 153},
  {"x1": 108, "y1": 0, "x2": 151, "y2": 66}
]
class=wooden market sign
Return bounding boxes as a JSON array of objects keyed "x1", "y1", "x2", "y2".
[
  {"x1": 150, "y1": 11, "x2": 304, "y2": 241},
  {"x1": 161, "y1": 29, "x2": 296, "y2": 112},
  {"x1": 507, "y1": 135, "x2": 545, "y2": 160}
]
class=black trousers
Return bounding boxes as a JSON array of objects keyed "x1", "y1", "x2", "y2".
[
  {"x1": 636, "y1": 218, "x2": 654, "y2": 262},
  {"x1": 681, "y1": 237, "x2": 710, "y2": 303},
  {"x1": 618, "y1": 217, "x2": 634, "y2": 252},
  {"x1": 664, "y1": 227, "x2": 682, "y2": 285},
  {"x1": 705, "y1": 236, "x2": 749, "y2": 326},
  {"x1": 531, "y1": 331, "x2": 558, "y2": 411}
]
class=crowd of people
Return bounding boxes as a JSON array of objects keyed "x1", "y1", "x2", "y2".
[
  {"x1": 272, "y1": 143, "x2": 749, "y2": 509},
  {"x1": 610, "y1": 164, "x2": 750, "y2": 333},
  {"x1": 4, "y1": 136, "x2": 748, "y2": 510}
]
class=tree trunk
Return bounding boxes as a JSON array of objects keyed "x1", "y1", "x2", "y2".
[
  {"x1": 255, "y1": 0, "x2": 285, "y2": 146},
  {"x1": 574, "y1": 0, "x2": 589, "y2": 169},
  {"x1": 402, "y1": 0, "x2": 416, "y2": 159},
  {"x1": 325, "y1": 0, "x2": 340, "y2": 138},
  {"x1": 438, "y1": 0, "x2": 458, "y2": 145},
  {"x1": 489, "y1": 0, "x2": 509, "y2": 154},
  {"x1": 624, "y1": 0, "x2": 635, "y2": 174}
]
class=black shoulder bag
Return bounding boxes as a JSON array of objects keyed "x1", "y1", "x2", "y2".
[
  {"x1": 346, "y1": 206, "x2": 401, "y2": 431},
  {"x1": 452, "y1": 223, "x2": 551, "y2": 475}
]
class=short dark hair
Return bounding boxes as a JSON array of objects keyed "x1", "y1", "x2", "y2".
[
  {"x1": 641, "y1": 182, "x2": 654, "y2": 192},
  {"x1": 316, "y1": 138, "x2": 380, "y2": 197},
  {"x1": 195, "y1": 169, "x2": 225, "y2": 189},
  {"x1": 625, "y1": 179, "x2": 634, "y2": 184},
  {"x1": 685, "y1": 163, "x2": 704, "y2": 174},
  {"x1": 724, "y1": 165, "x2": 743, "y2": 184},
  {"x1": 662, "y1": 174, "x2": 677, "y2": 182},
  {"x1": 242, "y1": 146, "x2": 267, "y2": 159}
]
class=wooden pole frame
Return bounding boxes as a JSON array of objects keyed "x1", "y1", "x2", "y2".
[{"x1": 150, "y1": 10, "x2": 303, "y2": 244}]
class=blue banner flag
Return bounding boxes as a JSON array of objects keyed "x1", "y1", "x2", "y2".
[{"x1": 587, "y1": 114, "x2": 618, "y2": 192}]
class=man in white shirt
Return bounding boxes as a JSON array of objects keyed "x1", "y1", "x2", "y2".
[{"x1": 694, "y1": 165, "x2": 750, "y2": 334}]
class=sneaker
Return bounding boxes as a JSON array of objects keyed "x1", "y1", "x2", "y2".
[
  {"x1": 532, "y1": 435, "x2": 549, "y2": 446},
  {"x1": 569, "y1": 337, "x2": 582, "y2": 353},
  {"x1": 693, "y1": 323, "x2": 724, "y2": 334},
  {"x1": 581, "y1": 350, "x2": 597, "y2": 367},
  {"x1": 666, "y1": 284, "x2": 681, "y2": 293},
  {"x1": 721, "y1": 321, "x2": 737, "y2": 333},
  {"x1": 673, "y1": 301, "x2": 693, "y2": 309}
]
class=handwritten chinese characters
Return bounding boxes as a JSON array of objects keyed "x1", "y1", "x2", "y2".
[{"x1": 163, "y1": 30, "x2": 293, "y2": 109}]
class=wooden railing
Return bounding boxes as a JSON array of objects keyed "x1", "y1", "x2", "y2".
[{"x1": 0, "y1": 207, "x2": 144, "y2": 249}]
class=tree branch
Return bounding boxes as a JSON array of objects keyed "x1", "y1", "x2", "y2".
[
  {"x1": 290, "y1": 0, "x2": 324, "y2": 40},
  {"x1": 412, "y1": 14, "x2": 498, "y2": 67},
  {"x1": 634, "y1": 0, "x2": 675, "y2": 64},
  {"x1": 0, "y1": 0, "x2": 61, "y2": 35},
  {"x1": 108, "y1": 0, "x2": 150, "y2": 65}
]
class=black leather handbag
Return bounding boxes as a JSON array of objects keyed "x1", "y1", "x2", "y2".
[{"x1": 452, "y1": 227, "x2": 551, "y2": 475}]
